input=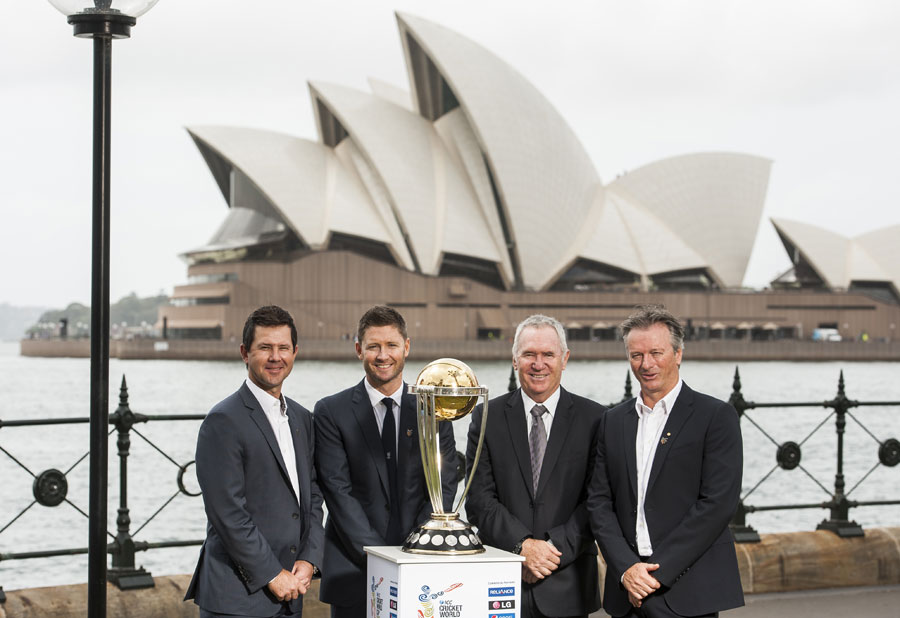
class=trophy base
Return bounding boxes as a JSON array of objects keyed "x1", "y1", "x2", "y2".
[{"x1": 401, "y1": 513, "x2": 485, "y2": 555}]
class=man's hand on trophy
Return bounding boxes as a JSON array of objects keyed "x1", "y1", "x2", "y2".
[{"x1": 520, "y1": 538, "x2": 561, "y2": 580}]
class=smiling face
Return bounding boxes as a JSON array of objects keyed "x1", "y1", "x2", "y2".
[
  {"x1": 626, "y1": 322, "x2": 683, "y2": 408},
  {"x1": 356, "y1": 324, "x2": 410, "y2": 396},
  {"x1": 514, "y1": 325, "x2": 569, "y2": 403},
  {"x1": 240, "y1": 324, "x2": 297, "y2": 398}
]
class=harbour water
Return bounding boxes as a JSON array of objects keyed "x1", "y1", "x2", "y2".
[{"x1": 1, "y1": 341, "x2": 898, "y2": 590}]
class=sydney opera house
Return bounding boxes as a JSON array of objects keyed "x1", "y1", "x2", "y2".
[{"x1": 158, "y1": 13, "x2": 900, "y2": 349}]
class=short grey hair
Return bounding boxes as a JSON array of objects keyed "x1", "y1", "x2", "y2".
[
  {"x1": 512, "y1": 314, "x2": 568, "y2": 358},
  {"x1": 619, "y1": 304, "x2": 685, "y2": 351}
]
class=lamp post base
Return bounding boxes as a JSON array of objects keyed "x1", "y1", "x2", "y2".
[{"x1": 107, "y1": 566, "x2": 155, "y2": 590}]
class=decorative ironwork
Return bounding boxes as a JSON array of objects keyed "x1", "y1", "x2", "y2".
[
  {"x1": 879, "y1": 438, "x2": 900, "y2": 467},
  {"x1": 0, "y1": 374, "x2": 206, "y2": 591},
  {"x1": 729, "y1": 367, "x2": 900, "y2": 542},
  {"x1": 33, "y1": 469, "x2": 68, "y2": 507},
  {"x1": 776, "y1": 442, "x2": 802, "y2": 471}
]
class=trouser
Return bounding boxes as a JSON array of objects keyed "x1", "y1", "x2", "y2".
[
  {"x1": 199, "y1": 604, "x2": 299, "y2": 618},
  {"x1": 521, "y1": 587, "x2": 588, "y2": 618},
  {"x1": 621, "y1": 594, "x2": 718, "y2": 618},
  {"x1": 329, "y1": 599, "x2": 367, "y2": 618}
]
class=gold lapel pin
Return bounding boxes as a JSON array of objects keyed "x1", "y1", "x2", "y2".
[
  {"x1": 660, "y1": 437, "x2": 668, "y2": 444},
  {"x1": 407, "y1": 429, "x2": 413, "y2": 437}
]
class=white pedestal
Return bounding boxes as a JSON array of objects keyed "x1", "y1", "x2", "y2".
[{"x1": 364, "y1": 545, "x2": 525, "y2": 618}]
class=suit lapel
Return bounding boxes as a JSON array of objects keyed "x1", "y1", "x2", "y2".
[
  {"x1": 505, "y1": 390, "x2": 535, "y2": 498},
  {"x1": 240, "y1": 384, "x2": 293, "y2": 490},
  {"x1": 351, "y1": 380, "x2": 390, "y2": 498},
  {"x1": 623, "y1": 399, "x2": 639, "y2": 500},
  {"x1": 287, "y1": 405, "x2": 307, "y2": 508},
  {"x1": 535, "y1": 388, "x2": 574, "y2": 497},
  {"x1": 646, "y1": 383, "x2": 695, "y2": 493}
]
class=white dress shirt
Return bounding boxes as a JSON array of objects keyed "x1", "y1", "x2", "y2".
[
  {"x1": 364, "y1": 378, "x2": 402, "y2": 450},
  {"x1": 244, "y1": 378, "x2": 300, "y2": 506},
  {"x1": 634, "y1": 378, "x2": 683, "y2": 556},
  {"x1": 521, "y1": 385, "x2": 561, "y2": 438}
]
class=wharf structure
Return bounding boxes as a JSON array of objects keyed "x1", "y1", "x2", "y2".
[{"x1": 153, "y1": 13, "x2": 900, "y2": 352}]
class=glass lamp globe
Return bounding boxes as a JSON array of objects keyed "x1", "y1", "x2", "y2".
[{"x1": 48, "y1": 0, "x2": 159, "y2": 18}]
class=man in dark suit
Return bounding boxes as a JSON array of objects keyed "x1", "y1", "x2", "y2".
[
  {"x1": 186, "y1": 305, "x2": 324, "y2": 617},
  {"x1": 465, "y1": 314, "x2": 604, "y2": 618},
  {"x1": 588, "y1": 305, "x2": 744, "y2": 618},
  {"x1": 314, "y1": 306, "x2": 457, "y2": 618}
]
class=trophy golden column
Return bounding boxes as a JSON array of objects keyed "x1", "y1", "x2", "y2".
[{"x1": 401, "y1": 358, "x2": 489, "y2": 555}]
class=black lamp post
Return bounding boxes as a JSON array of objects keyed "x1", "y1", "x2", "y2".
[{"x1": 47, "y1": 2, "x2": 158, "y2": 617}]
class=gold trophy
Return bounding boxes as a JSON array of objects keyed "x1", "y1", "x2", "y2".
[{"x1": 401, "y1": 358, "x2": 489, "y2": 555}]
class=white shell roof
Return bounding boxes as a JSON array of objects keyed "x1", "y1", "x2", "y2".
[
  {"x1": 608, "y1": 153, "x2": 771, "y2": 287},
  {"x1": 308, "y1": 81, "x2": 502, "y2": 276},
  {"x1": 856, "y1": 225, "x2": 900, "y2": 288},
  {"x1": 366, "y1": 77, "x2": 413, "y2": 110},
  {"x1": 188, "y1": 17, "x2": 776, "y2": 294},
  {"x1": 187, "y1": 126, "x2": 392, "y2": 251},
  {"x1": 397, "y1": 12, "x2": 600, "y2": 290},
  {"x1": 773, "y1": 218, "x2": 899, "y2": 291},
  {"x1": 602, "y1": 188, "x2": 709, "y2": 277},
  {"x1": 433, "y1": 108, "x2": 514, "y2": 283},
  {"x1": 771, "y1": 218, "x2": 851, "y2": 286}
]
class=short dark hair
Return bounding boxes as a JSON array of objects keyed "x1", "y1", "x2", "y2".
[
  {"x1": 242, "y1": 305, "x2": 298, "y2": 350},
  {"x1": 357, "y1": 305, "x2": 408, "y2": 342},
  {"x1": 620, "y1": 304, "x2": 684, "y2": 351}
]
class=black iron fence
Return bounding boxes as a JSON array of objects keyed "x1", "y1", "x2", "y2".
[
  {"x1": 1, "y1": 368, "x2": 898, "y2": 598},
  {"x1": 0, "y1": 377, "x2": 204, "y2": 598},
  {"x1": 728, "y1": 368, "x2": 900, "y2": 542}
]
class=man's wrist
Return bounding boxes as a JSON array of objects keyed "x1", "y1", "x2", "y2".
[{"x1": 512, "y1": 536, "x2": 532, "y2": 555}]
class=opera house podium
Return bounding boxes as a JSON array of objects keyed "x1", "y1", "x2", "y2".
[{"x1": 364, "y1": 546, "x2": 524, "y2": 618}]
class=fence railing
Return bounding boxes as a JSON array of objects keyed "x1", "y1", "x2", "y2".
[
  {"x1": 1, "y1": 368, "x2": 898, "y2": 598},
  {"x1": 0, "y1": 377, "x2": 204, "y2": 597},
  {"x1": 728, "y1": 368, "x2": 900, "y2": 542}
]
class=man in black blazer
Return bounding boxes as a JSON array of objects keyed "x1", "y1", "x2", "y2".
[
  {"x1": 186, "y1": 305, "x2": 324, "y2": 617},
  {"x1": 314, "y1": 306, "x2": 457, "y2": 618},
  {"x1": 465, "y1": 314, "x2": 604, "y2": 618},
  {"x1": 588, "y1": 305, "x2": 743, "y2": 618}
]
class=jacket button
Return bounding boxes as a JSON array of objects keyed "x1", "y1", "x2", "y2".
[
  {"x1": 290, "y1": 546, "x2": 297, "y2": 553},
  {"x1": 292, "y1": 512, "x2": 299, "y2": 519}
]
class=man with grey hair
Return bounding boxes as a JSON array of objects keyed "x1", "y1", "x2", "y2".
[
  {"x1": 587, "y1": 305, "x2": 743, "y2": 618},
  {"x1": 466, "y1": 314, "x2": 604, "y2": 618}
]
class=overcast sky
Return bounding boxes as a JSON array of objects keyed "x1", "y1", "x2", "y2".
[{"x1": 2, "y1": 1, "x2": 899, "y2": 308}]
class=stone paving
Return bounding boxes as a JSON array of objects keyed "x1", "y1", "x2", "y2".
[{"x1": 589, "y1": 585, "x2": 900, "y2": 617}]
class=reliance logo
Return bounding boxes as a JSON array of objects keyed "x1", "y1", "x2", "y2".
[{"x1": 487, "y1": 586, "x2": 515, "y2": 597}]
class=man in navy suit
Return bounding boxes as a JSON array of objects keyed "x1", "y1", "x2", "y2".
[
  {"x1": 314, "y1": 306, "x2": 457, "y2": 618},
  {"x1": 186, "y1": 305, "x2": 324, "y2": 617},
  {"x1": 466, "y1": 314, "x2": 604, "y2": 618},
  {"x1": 588, "y1": 305, "x2": 744, "y2": 617}
]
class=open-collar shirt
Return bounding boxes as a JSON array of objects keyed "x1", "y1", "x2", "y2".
[
  {"x1": 634, "y1": 378, "x2": 683, "y2": 556},
  {"x1": 244, "y1": 377, "x2": 300, "y2": 505}
]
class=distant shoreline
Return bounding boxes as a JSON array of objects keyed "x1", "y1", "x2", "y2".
[{"x1": 19, "y1": 337, "x2": 900, "y2": 362}]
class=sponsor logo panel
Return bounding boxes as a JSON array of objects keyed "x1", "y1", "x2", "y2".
[{"x1": 487, "y1": 586, "x2": 515, "y2": 597}]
